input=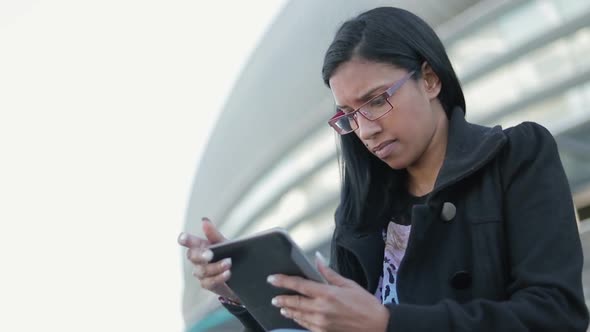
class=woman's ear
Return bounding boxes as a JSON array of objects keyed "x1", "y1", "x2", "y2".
[{"x1": 420, "y1": 62, "x2": 441, "y2": 100}]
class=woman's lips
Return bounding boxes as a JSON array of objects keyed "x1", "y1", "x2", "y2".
[{"x1": 373, "y1": 140, "x2": 397, "y2": 159}]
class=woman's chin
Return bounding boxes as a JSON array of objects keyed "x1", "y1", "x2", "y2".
[{"x1": 382, "y1": 156, "x2": 410, "y2": 170}]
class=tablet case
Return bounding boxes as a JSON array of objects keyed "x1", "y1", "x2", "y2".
[{"x1": 209, "y1": 228, "x2": 325, "y2": 330}]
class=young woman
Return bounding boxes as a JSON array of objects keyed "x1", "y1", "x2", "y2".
[{"x1": 178, "y1": 7, "x2": 589, "y2": 332}]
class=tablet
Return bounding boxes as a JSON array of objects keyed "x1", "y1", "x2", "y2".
[{"x1": 209, "y1": 227, "x2": 326, "y2": 330}]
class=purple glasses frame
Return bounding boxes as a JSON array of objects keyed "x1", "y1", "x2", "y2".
[{"x1": 328, "y1": 70, "x2": 416, "y2": 135}]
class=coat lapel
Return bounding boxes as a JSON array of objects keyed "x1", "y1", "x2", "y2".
[{"x1": 335, "y1": 228, "x2": 385, "y2": 292}]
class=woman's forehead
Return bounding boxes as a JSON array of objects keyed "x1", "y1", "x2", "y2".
[
  {"x1": 330, "y1": 59, "x2": 401, "y2": 80},
  {"x1": 329, "y1": 59, "x2": 406, "y2": 107}
]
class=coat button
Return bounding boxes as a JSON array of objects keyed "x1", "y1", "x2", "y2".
[
  {"x1": 440, "y1": 202, "x2": 456, "y2": 222},
  {"x1": 450, "y1": 270, "x2": 472, "y2": 290}
]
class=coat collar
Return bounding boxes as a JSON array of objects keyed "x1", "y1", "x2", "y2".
[{"x1": 431, "y1": 106, "x2": 507, "y2": 195}]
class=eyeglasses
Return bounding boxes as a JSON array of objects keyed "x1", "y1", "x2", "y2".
[{"x1": 328, "y1": 70, "x2": 415, "y2": 135}]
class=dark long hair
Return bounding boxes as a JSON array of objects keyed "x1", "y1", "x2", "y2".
[{"x1": 323, "y1": 7, "x2": 465, "y2": 278}]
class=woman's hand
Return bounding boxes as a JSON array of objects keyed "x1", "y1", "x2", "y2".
[
  {"x1": 177, "y1": 218, "x2": 240, "y2": 303},
  {"x1": 268, "y1": 257, "x2": 389, "y2": 332}
]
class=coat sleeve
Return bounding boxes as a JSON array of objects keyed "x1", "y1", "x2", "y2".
[
  {"x1": 385, "y1": 122, "x2": 589, "y2": 331},
  {"x1": 219, "y1": 301, "x2": 265, "y2": 332}
]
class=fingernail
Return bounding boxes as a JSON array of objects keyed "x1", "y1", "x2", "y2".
[
  {"x1": 280, "y1": 308, "x2": 289, "y2": 317},
  {"x1": 202, "y1": 217, "x2": 210, "y2": 223},
  {"x1": 222, "y1": 258, "x2": 232, "y2": 267},
  {"x1": 267, "y1": 275, "x2": 276, "y2": 284},
  {"x1": 222, "y1": 270, "x2": 231, "y2": 279},
  {"x1": 201, "y1": 250, "x2": 213, "y2": 261},
  {"x1": 271, "y1": 297, "x2": 279, "y2": 307},
  {"x1": 315, "y1": 251, "x2": 327, "y2": 265},
  {"x1": 178, "y1": 232, "x2": 187, "y2": 244}
]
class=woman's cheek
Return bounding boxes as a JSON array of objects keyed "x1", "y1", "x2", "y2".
[{"x1": 385, "y1": 144, "x2": 413, "y2": 169}]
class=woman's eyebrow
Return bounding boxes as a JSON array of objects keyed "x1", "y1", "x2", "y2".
[{"x1": 335, "y1": 84, "x2": 389, "y2": 109}]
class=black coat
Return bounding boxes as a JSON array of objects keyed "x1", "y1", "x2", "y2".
[{"x1": 225, "y1": 108, "x2": 589, "y2": 331}]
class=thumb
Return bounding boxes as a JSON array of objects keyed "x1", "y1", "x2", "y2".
[
  {"x1": 315, "y1": 251, "x2": 352, "y2": 287},
  {"x1": 201, "y1": 217, "x2": 227, "y2": 244}
]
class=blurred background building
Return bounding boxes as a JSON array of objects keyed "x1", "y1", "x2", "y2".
[{"x1": 181, "y1": 0, "x2": 590, "y2": 330}]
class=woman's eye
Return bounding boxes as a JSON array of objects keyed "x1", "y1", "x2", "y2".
[
  {"x1": 346, "y1": 112, "x2": 357, "y2": 119},
  {"x1": 370, "y1": 96, "x2": 387, "y2": 107}
]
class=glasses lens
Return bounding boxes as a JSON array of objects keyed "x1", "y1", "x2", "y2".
[
  {"x1": 360, "y1": 94, "x2": 392, "y2": 120},
  {"x1": 332, "y1": 115, "x2": 357, "y2": 134}
]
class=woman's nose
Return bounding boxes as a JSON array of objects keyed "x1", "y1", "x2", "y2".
[{"x1": 356, "y1": 114, "x2": 382, "y2": 140}]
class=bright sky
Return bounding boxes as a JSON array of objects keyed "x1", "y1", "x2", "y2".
[{"x1": 0, "y1": 1, "x2": 285, "y2": 331}]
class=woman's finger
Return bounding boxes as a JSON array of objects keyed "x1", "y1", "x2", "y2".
[
  {"x1": 272, "y1": 294, "x2": 317, "y2": 312},
  {"x1": 282, "y1": 309, "x2": 325, "y2": 332},
  {"x1": 293, "y1": 318, "x2": 310, "y2": 331},
  {"x1": 187, "y1": 247, "x2": 213, "y2": 265},
  {"x1": 200, "y1": 269, "x2": 231, "y2": 290},
  {"x1": 193, "y1": 258, "x2": 232, "y2": 279},
  {"x1": 268, "y1": 274, "x2": 327, "y2": 297},
  {"x1": 293, "y1": 318, "x2": 320, "y2": 332},
  {"x1": 178, "y1": 232, "x2": 209, "y2": 249},
  {"x1": 201, "y1": 218, "x2": 227, "y2": 244}
]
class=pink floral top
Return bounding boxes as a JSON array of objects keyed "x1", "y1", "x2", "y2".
[{"x1": 374, "y1": 220, "x2": 411, "y2": 304}]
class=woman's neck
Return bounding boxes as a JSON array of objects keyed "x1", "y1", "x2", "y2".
[{"x1": 406, "y1": 108, "x2": 449, "y2": 197}]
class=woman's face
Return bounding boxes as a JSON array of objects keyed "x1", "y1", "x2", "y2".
[{"x1": 329, "y1": 58, "x2": 443, "y2": 170}]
